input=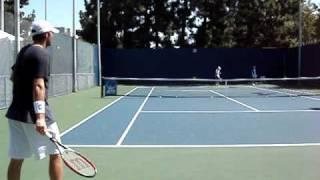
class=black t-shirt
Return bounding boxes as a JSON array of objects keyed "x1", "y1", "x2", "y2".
[{"x1": 6, "y1": 44, "x2": 54, "y2": 124}]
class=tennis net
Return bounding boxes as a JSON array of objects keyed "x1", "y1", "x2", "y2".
[{"x1": 101, "y1": 76, "x2": 320, "y2": 98}]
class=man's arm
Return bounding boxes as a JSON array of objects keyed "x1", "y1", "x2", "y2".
[{"x1": 33, "y1": 78, "x2": 47, "y2": 135}]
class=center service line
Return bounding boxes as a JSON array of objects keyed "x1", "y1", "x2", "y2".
[
  {"x1": 116, "y1": 87, "x2": 155, "y2": 146},
  {"x1": 209, "y1": 90, "x2": 260, "y2": 112}
]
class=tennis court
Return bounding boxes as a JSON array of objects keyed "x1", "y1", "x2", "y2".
[
  {"x1": 62, "y1": 81, "x2": 320, "y2": 148},
  {"x1": 3, "y1": 1, "x2": 320, "y2": 179},
  {"x1": 2, "y1": 86, "x2": 320, "y2": 180}
]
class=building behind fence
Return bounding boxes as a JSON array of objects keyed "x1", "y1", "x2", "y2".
[{"x1": 0, "y1": 32, "x2": 99, "y2": 109}]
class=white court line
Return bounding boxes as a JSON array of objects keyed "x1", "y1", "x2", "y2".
[
  {"x1": 61, "y1": 87, "x2": 139, "y2": 137},
  {"x1": 250, "y1": 86, "x2": 299, "y2": 96},
  {"x1": 140, "y1": 109, "x2": 320, "y2": 114},
  {"x1": 209, "y1": 90, "x2": 260, "y2": 112},
  {"x1": 284, "y1": 88, "x2": 315, "y2": 95},
  {"x1": 116, "y1": 87, "x2": 155, "y2": 146},
  {"x1": 283, "y1": 88, "x2": 320, "y2": 101},
  {"x1": 165, "y1": 90, "x2": 209, "y2": 92},
  {"x1": 67, "y1": 143, "x2": 320, "y2": 148},
  {"x1": 250, "y1": 86, "x2": 320, "y2": 101}
]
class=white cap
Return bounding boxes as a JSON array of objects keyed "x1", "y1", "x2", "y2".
[{"x1": 31, "y1": 20, "x2": 59, "y2": 36}]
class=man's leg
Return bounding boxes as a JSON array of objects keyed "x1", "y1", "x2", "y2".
[
  {"x1": 49, "y1": 154, "x2": 63, "y2": 180},
  {"x1": 7, "y1": 159, "x2": 24, "y2": 180}
]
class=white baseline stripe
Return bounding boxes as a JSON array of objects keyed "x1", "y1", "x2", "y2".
[
  {"x1": 209, "y1": 90, "x2": 260, "y2": 112},
  {"x1": 61, "y1": 87, "x2": 139, "y2": 137},
  {"x1": 141, "y1": 109, "x2": 320, "y2": 114},
  {"x1": 116, "y1": 87, "x2": 155, "y2": 146},
  {"x1": 67, "y1": 143, "x2": 320, "y2": 148},
  {"x1": 250, "y1": 86, "x2": 320, "y2": 101}
]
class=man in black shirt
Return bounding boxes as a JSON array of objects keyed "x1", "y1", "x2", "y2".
[{"x1": 6, "y1": 20, "x2": 63, "y2": 180}]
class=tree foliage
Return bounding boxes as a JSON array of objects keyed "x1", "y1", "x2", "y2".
[
  {"x1": 3, "y1": 0, "x2": 35, "y2": 37},
  {"x1": 79, "y1": 0, "x2": 320, "y2": 48},
  {"x1": 4, "y1": 0, "x2": 30, "y2": 13}
]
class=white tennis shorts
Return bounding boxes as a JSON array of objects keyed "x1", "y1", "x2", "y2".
[{"x1": 8, "y1": 119, "x2": 61, "y2": 160}]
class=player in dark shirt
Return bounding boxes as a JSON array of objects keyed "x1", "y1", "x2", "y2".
[{"x1": 6, "y1": 20, "x2": 63, "y2": 180}]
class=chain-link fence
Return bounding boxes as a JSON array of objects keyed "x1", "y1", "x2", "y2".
[
  {"x1": 77, "y1": 39, "x2": 97, "y2": 90},
  {"x1": 0, "y1": 32, "x2": 15, "y2": 109},
  {"x1": 0, "y1": 75, "x2": 12, "y2": 109},
  {"x1": 0, "y1": 32, "x2": 98, "y2": 109},
  {"x1": 49, "y1": 34, "x2": 74, "y2": 96}
]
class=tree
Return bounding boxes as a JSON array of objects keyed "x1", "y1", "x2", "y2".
[
  {"x1": 80, "y1": 0, "x2": 174, "y2": 48},
  {"x1": 4, "y1": 0, "x2": 35, "y2": 36},
  {"x1": 314, "y1": 6, "x2": 320, "y2": 43},
  {"x1": 4, "y1": 0, "x2": 29, "y2": 13},
  {"x1": 80, "y1": 0, "x2": 148, "y2": 48},
  {"x1": 194, "y1": 0, "x2": 236, "y2": 48},
  {"x1": 302, "y1": 0, "x2": 319, "y2": 44},
  {"x1": 79, "y1": 0, "x2": 317, "y2": 48}
]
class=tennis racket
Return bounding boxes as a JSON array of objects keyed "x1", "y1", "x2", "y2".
[{"x1": 45, "y1": 132, "x2": 97, "y2": 178}]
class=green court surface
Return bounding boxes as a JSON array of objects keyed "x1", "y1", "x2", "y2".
[{"x1": 1, "y1": 87, "x2": 320, "y2": 180}]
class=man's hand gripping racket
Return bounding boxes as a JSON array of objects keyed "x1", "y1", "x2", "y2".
[{"x1": 45, "y1": 131, "x2": 97, "y2": 178}]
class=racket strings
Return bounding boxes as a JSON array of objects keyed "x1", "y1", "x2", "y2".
[{"x1": 63, "y1": 150, "x2": 96, "y2": 177}]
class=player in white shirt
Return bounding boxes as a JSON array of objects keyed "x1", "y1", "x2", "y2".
[
  {"x1": 215, "y1": 66, "x2": 222, "y2": 85},
  {"x1": 215, "y1": 66, "x2": 222, "y2": 79}
]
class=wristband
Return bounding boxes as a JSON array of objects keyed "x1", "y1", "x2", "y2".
[
  {"x1": 36, "y1": 119, "x2": 46, "y2": 126},
  {"x1": 33, "y1": 101, "x2": 45, "y2": 114}
]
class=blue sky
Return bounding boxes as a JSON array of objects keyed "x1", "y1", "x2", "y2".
[
  {"x1": 23, "y1": 0, "x2": 320, "y2": 30},
  {"x1": 314, "y1": 0, "x2": 320, "y2": 4},
  {"x1": 23, "y1": 0, "x2": 85, "y2": 29}
]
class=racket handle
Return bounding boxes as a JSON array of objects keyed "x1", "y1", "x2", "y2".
[{"x1": 45, "y1": 131, "x2": 53, "y2": 138}]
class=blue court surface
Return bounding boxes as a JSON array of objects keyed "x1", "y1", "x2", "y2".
[{"x1": 61, "y1": 85, "x2": 320, "y2": 148}]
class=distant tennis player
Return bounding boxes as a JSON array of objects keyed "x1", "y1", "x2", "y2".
[
  {"x1": 6, "y1": 20, "x2": 63, "y2": 180},
  {"x1": 215, "y1": 66, "x2": 222, "y2": 85},
  {"x1": 251, "y1": 65, "x2": 257, "y2": 79},
  {"x1": 251, "y1": 65, "x2": 258, "y2": 85},
  {"x1": 215, "y1": 66, "x2": 222, "y2": 80}
]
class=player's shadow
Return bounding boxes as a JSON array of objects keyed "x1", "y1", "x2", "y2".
[
  {"x1": 252, "y1": 92, "x2": 275, "y2": 96},
  {"x1": 309, "y1": 108, "x2": 320, "y2": 110}
]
